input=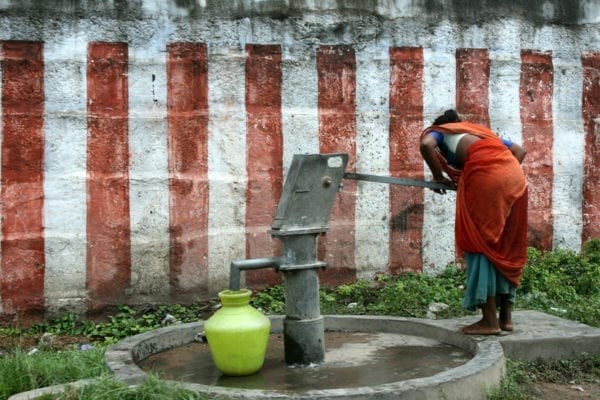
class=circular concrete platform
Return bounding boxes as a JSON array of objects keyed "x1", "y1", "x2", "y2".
[
  {"x1": 137, "y1": 331, "x2": 474, "y2": 390},
  {"x1": 105, "y1": 315, "x2": 506, "y2": 400}
]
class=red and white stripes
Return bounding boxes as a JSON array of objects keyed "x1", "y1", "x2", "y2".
[
  {"x1": 0, "y1": 40, "x2": 598, "y2": 315},
  {"x1": 86, "y1": 42, "x2": 131, "y2": 310},
  {"x1": 167, "y1": 43, "x2": 210, "y2": 299},
  {"x1": 244, "y1": 44, "x2": 284, "y2": 288},
  {"x1": 582, "y1": 52, "x2": 600, "y2": 243},
  {"x1": 520, "y1": 50, "x2": 555, "y2": 251},
  {"x1": 1, "y1": 41, "x2": 45, "y2": 314},
  {"x1": 388, "y1": 47, "x2": 424, "y2": 275},
  {"x1": 317, "y1": 45, "x2": 358, "y2": 285}
]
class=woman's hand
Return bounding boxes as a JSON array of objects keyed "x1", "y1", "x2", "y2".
[{"x1": 432, "y1": 176, "x2": 455, "y2": 195}]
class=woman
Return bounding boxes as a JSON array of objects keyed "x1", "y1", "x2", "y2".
[{"x1": 420, "y1": 110, "x2": 528, "y2": 335}]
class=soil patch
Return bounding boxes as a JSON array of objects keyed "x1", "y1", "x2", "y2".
[
  {"x1": 524, "y1": 381, "x2": 600, "y2": 399},
  {"x1": 0, "y1": 333, "x2": 91, "y2": 355}
]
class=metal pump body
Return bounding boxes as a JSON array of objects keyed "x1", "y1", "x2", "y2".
[
  {"x1": 228, "y1": 152, "x2": 453, "y2": 365},
  {"x1": 269, "y1": 153, "x2": 348, "y2": 365}
]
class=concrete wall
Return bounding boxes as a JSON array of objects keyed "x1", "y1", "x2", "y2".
[{"x1": 0, "y1": 0, "x2": 598, "y2": 318}]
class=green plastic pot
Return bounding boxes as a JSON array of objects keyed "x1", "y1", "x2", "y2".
[{"x1": 204, "y1": 289, "x2": 271, "y2": 376}]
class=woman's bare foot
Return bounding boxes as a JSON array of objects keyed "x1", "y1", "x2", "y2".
[
  {"x1": 459, "y1": 296, "x2": 502, "y2": 335},
  {"x1": 499, "y1": 322, "x2": 513, "y2": 331},
  {"x1": 459, "y1": 320, "x2": 501, "y2": 335},
  {"x1": 499, "y1": 294, "x2": 513, "y2": 331}
]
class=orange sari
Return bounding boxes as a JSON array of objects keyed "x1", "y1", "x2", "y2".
[{"x1": 422, "y1": 122, "x2": 528, "y2": 286}]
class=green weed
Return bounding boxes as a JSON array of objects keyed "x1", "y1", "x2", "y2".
[
  {"x1": 2, "y1": 301, "x2": 215, "y2": 344},
  {"x1": 518, "y1": 240, "x2": 600, "y2": 327},
  {"x1": 0, "y1": 346, "x2": 107, "y2": 400},
  {"x1": 369, "y1": 270, "x2": 467, "y2": 318},
  {"x1": 251, "y1": 265, "x2": 469, "y2": 318},
  {"x1": 486, "y1": 359, "x2": 533, "y2": 400},
  {"x1": 486, "y1": 354, "x2": 600, "y2": 400},
  {"x1": 36, "y1": 375, "x2": 213, "y2": 400},
  {"x1": 250, "y1": 284, "x2": 285, "y2": 314},
  {"x1": 248, "y1": 240, "x2": 600, "y2": 327},
  {"x1": 524, "y1": 353, "x2": 600, "y2": 383}
]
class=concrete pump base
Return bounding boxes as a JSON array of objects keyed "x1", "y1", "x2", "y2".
[
  {"x1": 102, "y1": 311, "x2": 600, "y2": 399},
  {"x1": 107, "y1": 315, "x2": 505, "y2": 400}
]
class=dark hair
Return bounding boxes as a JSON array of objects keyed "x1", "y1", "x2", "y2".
[{"x1": 433, "y1": 109, "x2": 461, "y2": 125}]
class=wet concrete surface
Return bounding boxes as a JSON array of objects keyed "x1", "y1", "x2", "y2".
[
  {"x1": 138, "y1": 332, "x2": 472, "y2": 391},
  {"x1": 430, "y1": 310, "x2": 600, "y2": 361}
]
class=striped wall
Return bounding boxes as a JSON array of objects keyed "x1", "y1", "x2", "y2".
[{"x1": 0, "y1": 4, "x2": 599, "y2": 317}]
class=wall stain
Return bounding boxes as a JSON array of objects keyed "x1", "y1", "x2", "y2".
[
  {"x1": 0, "y1": 0, "x2": 590, "y2": 26},
  {"x1": 390, "y1": 204, "x2": 424, "y2": 232}
]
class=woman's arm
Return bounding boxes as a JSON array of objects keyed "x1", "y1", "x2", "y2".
[
  {"x1": 509, "y1": 143, "x2": 527, "y2": 164},
  {"x1": 419, "y1": 134, "x2": 454, "y2": 194},
  {"x1": 420, "y1": 134, "x2": 444, "y2": 180}
]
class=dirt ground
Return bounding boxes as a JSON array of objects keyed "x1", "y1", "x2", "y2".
[
  {"x1": 0, "y1": 333, "x2": 92, "y2": 354},
  {"x1": 526, "y1": 381, "x2": 600, "y2": 400}
]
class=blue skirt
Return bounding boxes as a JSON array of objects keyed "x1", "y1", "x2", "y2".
[{"x1": 463, "y1": 252, "x2": 516, "y2": 311}]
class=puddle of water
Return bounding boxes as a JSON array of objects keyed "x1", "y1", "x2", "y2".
[{"x1": 138, "y1": 332, "x2": 472, "y2": 392}]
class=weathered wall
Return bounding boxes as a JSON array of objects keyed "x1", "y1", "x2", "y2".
[{"x1": 0, "y1": 0, "x2": 598, "y2": 318}]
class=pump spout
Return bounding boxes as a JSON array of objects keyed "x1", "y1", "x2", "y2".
[{"x1": 229, "y1": 257, "x2": 282, "y2": 290}]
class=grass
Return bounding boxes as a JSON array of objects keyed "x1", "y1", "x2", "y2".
[
  {"x1": 0, "y1": 239, "x2": 598, "y2": 399},
  {"x1": 486, "y1": 355, "x2": 600, "y2": 400},
  {"x1": 36, "y1": 375, "x2": 211, "y2": 400},
  {"x1": 517, "y1": 242, "x2": 600, "y2": 327},
  {"x1": 0, "y1": 346, "x2": 107, "y2": 400}
]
